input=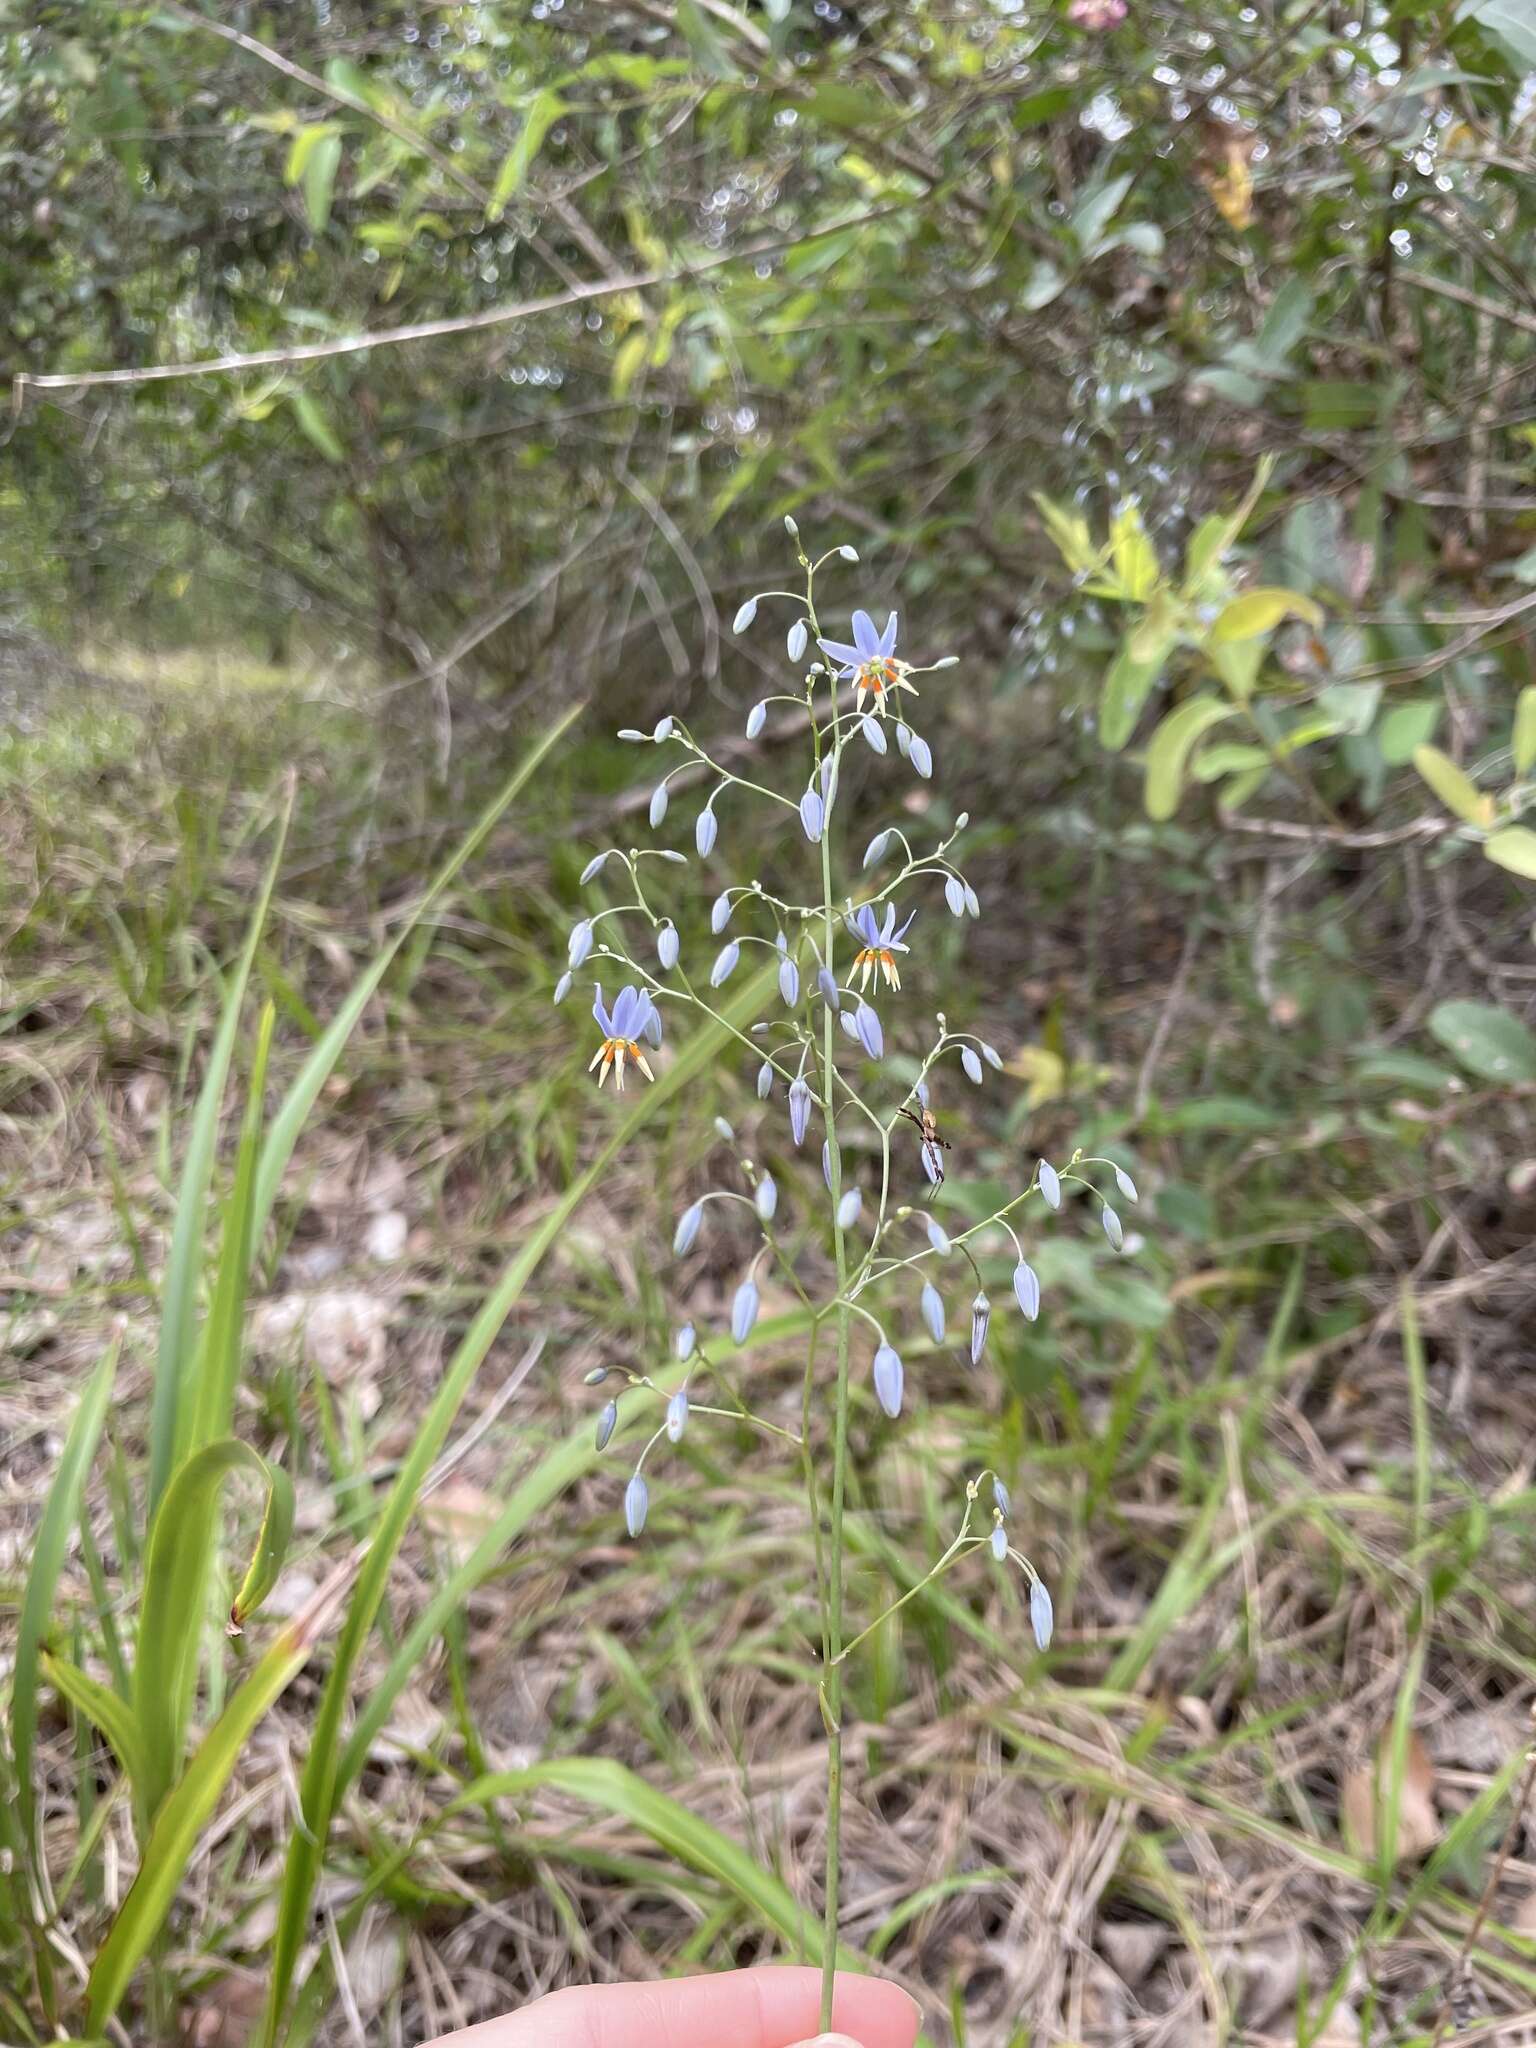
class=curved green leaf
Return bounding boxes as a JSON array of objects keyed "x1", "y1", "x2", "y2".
[
  {"x1": 136, "y1": 1439, "x2": 294, "y2": 1825},
  {"x1": 1100, "y1": 633, "x2": 1173, "y2": 753},
  {"x1": 1211, "y1": 586, "x2": 1322, "y2": 643},
  {"x1": 1412, "y1": 744, "x2": 1494, "y2": 827},
  {"x1": 41, "y1": 1653, "x2": 149, "y2": 1794},
  {"x1": 1144, "y1": 696, "x2": 1237, "y2": 820},
  {"x1": 1484, "y1": 826, "x2": 1536, "y2": 880}
]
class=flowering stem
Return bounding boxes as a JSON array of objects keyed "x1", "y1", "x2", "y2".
[{"x1": 806, "y1": 570, "x2": 852, "y2": 2033}]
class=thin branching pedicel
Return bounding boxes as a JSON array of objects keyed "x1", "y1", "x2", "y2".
[{"x1": 565, "y1": 526, "x2": 1140, "y2": 2028}]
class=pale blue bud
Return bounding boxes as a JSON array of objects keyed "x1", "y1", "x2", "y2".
[
  {"x1": 926, "y1": 1215, "x2": 951, "y2": 1256},
  {"x1": 757, "y1": 1062, "x2": 773, "y2": 1101},
  {"x1": 799, "y1": 788, "x2": 825, "y2": 842},
  {"x1": 584, "y1": 1366, "x2": 610, "y2": 1385},
  {"x1": 863, "y1": 830, "x2": 891, "y2": 869},
  {"x1": 666, "y1": 1388, "x2": 689, "y2": 1443},
  {"x1": 649, "y1": 783, "x2": 670, "y2": 828},
  {"x1": 1030, "y1": 1578, "x2": 1054, "y2": 1651},
  {"x1": 855, "y1": 1001, "x2": 884, "y2": 1060},
  {"x1": 713, "y1": 1116, "x2": 735, "y2": 1142},
  {"x1": 993, "y1": 1477, "x2": 1012, "y2": 1518},
  {"x1": 1013, "y1": 1261, "x2": 1041, "y2": 1321},
  {"x1": 657, "y1": 921, "x2": 680, "y2": 970},
  {"x1": 838, "y1": 544, "x2": 859, "y2": 561},
  {"x1": 787, "y1": 618, "x2": 808, "y2": 661},
  {"x1": 625, "y1": 1472, "x2": 650, "y2": 1537},
  {"x1": 732, "y1": 597, "x2": 758, "y2": 633},
  {"x1": 990, "y1": 1523, "x2": 1008, "y2": 1563},
  {"x1": 860, "y1": 715, "x2": 887, "y2": 755},
  {"x1": 1114, "y1": 1165, "x2": 1139, "y2": 1204},
  {"x1": 784, "y1": 514, "x2": 799, "y2": 536},
  {"x1": 836, "y1": 1187, "x2": 862, "y2": 1230},
  {"x1": 873, "y1": 1342, "x2": 904, "y2": 1418},
  {"x1": 981, "y1": 1041, "x2": 1003, "y2": 1071},
  {"x1": 778, "y1": 957, "x2": 800, "y2": 1007},
  {"x1": 731, "y1": 1278, "x2": 760, "y2": 1344},
  {"x1": 696, "y1": 807, "x2": 718, "y2": 858},
  {"x1": 1038, "y1": 1161, "x2": 1061, "y2": 1211},
  {"x1": 674, "y1": 1201, "x2": 704, "y2": 1255},
  {"x1": 579, "y1": 852, "x2": 608, "y2": 885},
  {"x1": 909, "y1": 733, "x2": 933, "y2": 779},
  {"x1": 822, "y1": 1140, "x2": 834, "y2": 1190},
  {"x1": 964, "y1": 883, "x2": 981, "y2": 918},
  {"x1": 961, "y1": 1046, "x2": 984, "y2": 1085},
  {"x1": 970, "y1": 1291, "x2": 991, "y2": 1366},
  {"x1": 653, "y1": 715, "x2": 674, "y2": 742},
  {"x1": 596, "y1": 1400, "x2": 618, "y2": 1451},
  {"x1": 840, "y1": 1008, "x2": 859, "y2": 1042},
  {"x1": 933, "y1": 654, "x2": 960, "y2": 669},
  {"x1": 676, "y1": 1322, "x2": 695, "y2": 1361},
  {"x1": 568, "y1": 920, "x2": 594, "y2": 968},
  {"x1": 553, "y1": 971, "x2": 573, "y2": 1004},
  {"x1": 920, "y1": 1281, "x2": 945, "y2": 1344},
  {"x1": 618, "y1": 727, "x2": 645, "y2": 741},
  {"x1": 711, "y1": 892, "x2": 733, "y2": 934},
  {"x1": 746, "y1": 700, "x2": 767, "y2": 738},
  {"x1": 818, "y1": 967, "x2": 841, "y2": 1010},
  {"x1": 756, "y1": 1172, "x2": 778, "y2": 1221},
  {"x1": 894, "y1": 722, "x2": 912, "y2": 759},
  {"x1": 789, "y1": 1077, "x2": 812, "y2": 1146},
  {"x1": 1102, "y1": 1204, "x2": 1124, "y2": 1251},
  {"x1": 945, "y1": 876, "x2": 966, "y2": 917},
  {"x1": 710, "y1": 940, "x2": 740, "y2": 986}
]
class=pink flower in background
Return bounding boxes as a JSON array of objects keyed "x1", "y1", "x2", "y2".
[{"x1": 1069, "y1": 0, "x2": 1128, "y2": 25}]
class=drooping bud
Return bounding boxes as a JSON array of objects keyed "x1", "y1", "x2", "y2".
[
  {"x1": 711, "y1": 892, "x2": 733, "y2": 934},
  {"x1": 779, "y1": 956, "x2": 800, "y2": 1007},
  {"x1": 649, "y1": 783, "x2": 670, "y2": 829},
  {"x1": 732, "y1": 597, "x2": 758, "y2": 634},
  {"x1": 624, "y1": 1472, "x2": 650, "y2": 1537},
  {"x1": 1038, "y1": 1161, "x2": 1061, "y2": 1211},
  {"x1": 787, "y1": 618, "x2": 808, "y2": 661},
  {"x1": 990, "y1": 1523, "x2": 1008, "y2": 1563},
  {"x1": 873, "y1": 1342, "x2": 904, "y2": 1418},
  {"x1": 696, "y1": 806, "x2": 719, "y2": 858},
  {"x1": 675, "y1": 1323, "x2": 696, "y2": 1360},
  {"x1": 673, "y1": 1201, "x2": 704, "y2": 1255},
  {"x1": 993, "y1": 1477, "x2": 1012, "y2": 1519},
  {"x1": 944, "y1": 876, "x2": 966, "y2": 918},
  {"x1": 568, "y1": 920, "x2": 594, "y2": 968},
  {"x1": 910, "y1": 733, "x2": 933, "y2": 779},
  {"x1": 710, "y1": 940, "x2": 740, "y2": 986},
  {"x1": 920, "y1": 1281, "x2": 945, "y2": 1344},
  {"x1": 596, "y1": 1401, "x2": 618, "y2": 1452},
  {"x1": 1114, "y1": 1164, "x2": 1139, "y2": 1204},
  {"x1": 1030, "y1": 1578, "x2": 1054, "y2": 1651},
  {"x1": 666, "y1": 1388, "x2": 689, "y2": 1443},
  {"x1": 746, "y1": 701, "x2": 767, "y2": 739},
  {"x1": 1013, "y1": 1261, "x2": 1041, "y2": 1321},
  {"x1": 818, "y1": 967, "x2": 841, "y2": 1011},
  {"x1": 789, "y1": 1077, "x2": 812, "y2": 1146},
  {"x1": 836, "y1": 1187, "x2": 862, "y2": 1230},
  {"x1": 863, "y1": 830, "x2": 891, "y2": 869},
  {"x1": 799, "y1": 788, "x2": 825, "y2": 842},
  {"x1": 553, "y1": 971, "x2": 573, "y2": 1004},
  {"x1": 970, "y1": 1291, "x2": 992, "y2": 1366},
  {"x1": 925, "y1": 1215, "x2": 951, "y2": 1256},
  {"x1": 756, "y1": 1062, "x2": 773, "y2": 1101},
  {"x1": 579, "y1": 852, "x2": 608, "y2": 885},
  {"x1": 1101, "y1": 1204, "x2": 1124, "y2": 1251},
  {"x1": 657, "y1": 921, "x2": 680, "y2": 970},
  {"x1": 854, "y1": 1001, "x2": 884, "y2": 1060},
  {"x1": 756, "y1": 1173, "x2": 778, "y2": 1221},
  {"x1": 731, "y1": 1278, "x2": 760, "y2": 1344},
  {"x1": 961, "y1": 1046, "x2": 984, "y2": 1085}
]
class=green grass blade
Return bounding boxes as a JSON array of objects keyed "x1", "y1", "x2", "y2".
[
  {"x1": 135, "y1": 1439, "x2": 295, "y2": 1826},
  {"x1": 10, "y1": 1335, "x2": 120, "y2": 1863},
  {"x1": 85, "y1": 1569, "x2": 351, "y2": 2034},
  {"x1": 263, "y1": 957, "x2": 778, "y2": 2046},
  {"x1": 189, "y1": 1001, "x2": 276, "y2": 1458},
  {"x1": 40, "y1": 1653, "x2": 150, "y2": 1794},
  {"x1": 148, "y1": 797, "x2": 291, "y2": 1513},
  {"x1": 251, "y1": 704, "x2": 582, "y2": 1238},
  {"x1": 442, "y1": 1759, "x2": 863, "y2": 1971}
]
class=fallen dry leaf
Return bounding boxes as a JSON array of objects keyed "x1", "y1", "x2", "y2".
[{"x1": 1341, "y1": 1725, "x2": 1440, "y2": 1863}]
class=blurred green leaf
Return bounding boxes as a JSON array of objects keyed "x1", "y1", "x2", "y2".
[
  {"x1": 1144, "y1": 696, "x2": 1235, "y2": 819},
  {"x1": 1428, "y1": 1000, "x2": 1536, "y2": 1083}
]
